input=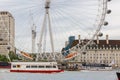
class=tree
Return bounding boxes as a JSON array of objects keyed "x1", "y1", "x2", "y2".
[
  {"x1": 9, "y1": 51, "x2": 19, "y2": 61},
  {"x1": 0, "y1": 54, "x2": 9, "y2": 62}
]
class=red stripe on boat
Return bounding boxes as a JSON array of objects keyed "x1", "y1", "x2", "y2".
[{"x1": 10, "y1": 70, "x2": 64, "y2": 73}]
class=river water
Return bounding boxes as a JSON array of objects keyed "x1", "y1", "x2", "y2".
[{"x1": 0, "y1": 71, "x2": 118, "y2": 80}]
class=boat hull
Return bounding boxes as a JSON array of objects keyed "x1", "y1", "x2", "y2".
[
  {"x1": 0, "y1": 66, "x2": 11, "y2": 69},
  {"x1": 10, "y1": 69, "x2": 64, "y2": 73},
  {"x1": 116, "y1": 72, "x2": 120, "y2": 80},
  {"x1": 0, "y1": 62, "x2": 11, "y2": 69}
]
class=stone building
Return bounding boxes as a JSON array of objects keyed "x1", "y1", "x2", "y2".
[
  {"x1": 63, "y1": 35, "x2": 120, "y2": 67},
  {"x1": 0, "y1": 11, "x2": 15, "y2": 55}
]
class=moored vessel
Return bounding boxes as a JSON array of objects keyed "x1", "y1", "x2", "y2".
[
  {"x1": 10, "y1": 62, "x2": 64, "y2": 73},
  {"x1": 116, "y1": 72, "x2": 120, "y2": 80},
  {"x1": 0, "y1": 62, "x2": 11, "y2": 69},
  {"x1": 82, "y1": 63, "x2": 112, "y2": 71}
]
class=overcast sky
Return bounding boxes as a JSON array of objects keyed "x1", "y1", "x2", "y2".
[{"x1": 0, "y1": 0, "x2": 120, "y2": 52}]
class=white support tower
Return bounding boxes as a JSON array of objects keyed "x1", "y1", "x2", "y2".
[{"x1": 36, "y1": 0, "x2": 55, "y2": 61}]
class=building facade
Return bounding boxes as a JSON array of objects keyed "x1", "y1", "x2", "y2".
[
  {"x1": 0, "y1": 11, "x2": 15, "y2": 55},
  {"x1": 63, "y1": 35, "x2": 120, "y2": 67}
]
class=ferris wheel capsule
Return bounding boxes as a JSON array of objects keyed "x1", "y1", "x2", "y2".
[
  {"x1": 104, "y1": 21, "x2": 109, "y2": 26},
  {"x1": 108, "y1": 0, "x2": 111, "y2": 2},
  {"x1": 98, "y1": 32, "x2": 103, "y2": 37},
  {"x1": 107, "y1": 10, "x2": 112, "y2": 14}
]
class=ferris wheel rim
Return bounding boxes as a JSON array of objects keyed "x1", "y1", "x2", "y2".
[{"x1": 61, "y1": 0, "x2": 108, "y2": 61}]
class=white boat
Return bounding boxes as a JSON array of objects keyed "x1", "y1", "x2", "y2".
[
  {"x1": 87, "y1": 67, "x2": 112, "y2": 71},
  {"x1": 82, "y1": 63, "x2": 113, "y2": 71},
  {"x1": 10, "y1": 62, "x2": 64, "y2": 73}
]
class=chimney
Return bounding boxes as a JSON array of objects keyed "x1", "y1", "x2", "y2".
[
  {"x1": 65, "y1": 41, "x2": 69, "y2": 47},
  {"x1": 97, "y1": 35, "x2": 99, "y2": 44},
  {"x1": 78, "y1": 35, "x2": 81, "y2": 44},
  {"x1": 106, "y1": 34, "x2": 109, "y2": 44}
]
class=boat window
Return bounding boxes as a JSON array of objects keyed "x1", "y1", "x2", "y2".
[
  {"x1": 46, "y1": 66, "x2": 52, "y2": 68},
  {"x1": 53, "y1": 66, "x2": 56, "y2": 68},
  {"x1": 38, "y1": 66, "x2": 44, "y2": 68},
  {"x1": 13, "y1": 65, "x2": 16, "y2": 68},
  {"x1": 31, "y1": 65, "x2": 37, "y2": 68},
  {"x1": 26, "y1": 66, "x2": 30, "y2": 68},
  {"x1": 17, "y1": 65, "x2": 20, "y2": 68}
]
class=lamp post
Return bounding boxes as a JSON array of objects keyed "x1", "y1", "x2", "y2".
[{"x1": 7, "y1": 46, "x2": 11, "y2": 62}]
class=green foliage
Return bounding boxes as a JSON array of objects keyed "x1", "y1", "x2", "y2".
[
  {"x1": 9, "y1": 51, "x2": 19, "y2": 61},
  {"x1": 0, "y1": 54, "x2": 9, "y2": 62},
  {"x1": 30, "y1": 53, "x2": 36, "y2": 61}
]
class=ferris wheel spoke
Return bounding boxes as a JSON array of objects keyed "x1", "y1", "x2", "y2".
[
  {"x1": 0, "y1": 0, "x2": 108, "y2": 61},
  {"x1": 53, "y1": 8, "x2": 96, "y2": 33}
]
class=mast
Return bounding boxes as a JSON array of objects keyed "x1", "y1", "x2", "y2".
[
  {"x1": 30, "y1": 12, "x2": 36, "y2": 54},
  {"x1": 32, "y1": 24, "x2": 36, "y2": 53}
]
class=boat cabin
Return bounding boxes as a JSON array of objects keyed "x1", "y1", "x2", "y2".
[
  {"x1": 11, "y1": 62, "x2": 58, "y2": 70},
  {"x1": 10, "y1": 62, "x2": 63, "y2": 73}
]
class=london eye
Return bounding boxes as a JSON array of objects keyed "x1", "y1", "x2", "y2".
[{"x1": 0, "y1": 0, "x2": 111, "y2": 61}]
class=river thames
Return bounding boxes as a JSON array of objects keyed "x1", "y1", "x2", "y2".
[{"x1": 0, "y1": 70, "x2": 118, "y2": 80}]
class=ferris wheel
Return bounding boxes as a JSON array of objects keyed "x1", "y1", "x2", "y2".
[{"x1": 0, "y1": 0, "x2": 111, "y2": 61}]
